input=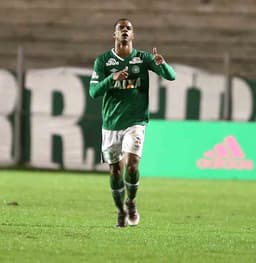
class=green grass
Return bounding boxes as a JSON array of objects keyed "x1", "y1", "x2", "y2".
[{"x1": 0, "y1": 170, "x2": 256, "y2": 263}]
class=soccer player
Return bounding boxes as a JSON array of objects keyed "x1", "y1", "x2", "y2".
[{"x1": 89, "y1": 18, "x2": 176, "y2": 227}]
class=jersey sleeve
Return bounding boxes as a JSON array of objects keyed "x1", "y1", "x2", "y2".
[
  {"x1": 146, "y1": 52, "x2": 176, "y2": 81},
  {"x1": 89, "y1": 56, "x2": 113, "y2": 98}
]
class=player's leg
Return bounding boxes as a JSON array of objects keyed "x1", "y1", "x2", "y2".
[
  {"x1": 122, "y1": 125, "x2": 145, "y2": 226},
  {"x1": 124, "y1": 152, "x2": 140, "y2": 226},
  {"x1": 101, "y1": 128, "x2": 127, "y2": 227},
  {"x1": 109, "y1": 161, "x2": 125, "y2": 210},
  {"x1": 109, "y1": 161, "x2": 127, "y2": 227},
  {"x1": 124, "y1": 152, "x2": 140, "y2": 201}
]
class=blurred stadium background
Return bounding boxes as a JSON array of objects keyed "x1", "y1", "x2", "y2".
[{"x1": 1, "y1": 0, "x2": 256, "y2": 178}]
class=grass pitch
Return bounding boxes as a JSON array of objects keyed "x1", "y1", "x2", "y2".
[{"x1": 0, "y1": 170, "x2": 256, "y2": 263}]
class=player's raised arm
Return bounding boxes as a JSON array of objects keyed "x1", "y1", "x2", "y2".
[
  {"x1": 153, "y1": 47, "x2": 165, "y2": 65},
  {"x1": 150, "y1": 47, "x2": 176, "y2": 80}
]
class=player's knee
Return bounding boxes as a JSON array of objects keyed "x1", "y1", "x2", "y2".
[
  {"x1": 126, "y1": 160, "x2": 139, "y2": 175},
  {"x1": 110, "y1": 163, "x2": 122, "y2": 178}
]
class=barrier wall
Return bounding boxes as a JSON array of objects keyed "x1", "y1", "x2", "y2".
[
  {"x1": 1, "y1": 64, "x2": 256, "y2": 178},
  {"x1": 140, "y1": 121, "x2": 256, "y2": 179}
]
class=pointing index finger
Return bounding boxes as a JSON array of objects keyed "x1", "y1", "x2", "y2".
[{"x1": 153, "y1": 47, "x2": 157, "y2": 55}]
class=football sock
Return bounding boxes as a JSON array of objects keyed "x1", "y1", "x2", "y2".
[
  {"x1": 110, "y1": 175, "x2": 125, "y2": 212},
  {"x1": 124, "y1": 170, "x2": 140, "y2": 201}
]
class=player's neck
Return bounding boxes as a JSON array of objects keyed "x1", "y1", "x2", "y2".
[{"x1": 114, "y1": 42, "x2": 133, "y2": 58}]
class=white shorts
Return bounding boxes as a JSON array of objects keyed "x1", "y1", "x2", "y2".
[{"x1": 102, "y1": 125, "x2": 146, "y2": 164}]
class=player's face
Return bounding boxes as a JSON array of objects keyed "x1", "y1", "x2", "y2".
[{"x1": 113, "y1": 20, "x2": 134, "y2": 43}]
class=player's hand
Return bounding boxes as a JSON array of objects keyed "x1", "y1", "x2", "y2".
[
  {"x1": 153, "y1": 47, "x2": 165, "y2": 65},
  {"x1": 112, "y1": 66, "x2": 128, "y2": 80}
]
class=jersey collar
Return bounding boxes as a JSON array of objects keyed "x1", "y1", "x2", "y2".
[{"x1": 111, "y1": 48, "x2": 135, "y2": 61}]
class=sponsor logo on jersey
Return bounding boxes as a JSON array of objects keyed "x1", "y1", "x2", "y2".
[
  {"x1": 106, "y1": 58, "x2": 119, "y2": 66},
  {"x1": 113, "y1": 78, "x2": 141, "y2": 90},
  {"x1": 129, "y1": 57, "x2": 143, "y2": 64}
]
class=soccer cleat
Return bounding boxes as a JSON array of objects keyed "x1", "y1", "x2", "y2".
[
  {"x1": 125, "y1": 200, "x2": 140, "y2": 226},
  {"x1": 116, "y1": 209, "x2": 128, "y2": 227}
]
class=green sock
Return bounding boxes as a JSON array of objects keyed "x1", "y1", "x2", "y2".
[
  {"x1": 110, "y1": 175, "x2": 125, "y2": 212},
  {"x1": 124, "y1": 170, "x2": 140, "y2": 201}
]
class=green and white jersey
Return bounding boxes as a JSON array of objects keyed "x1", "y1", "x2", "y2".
[{"x1": 89, "y1": 48, "x2": 176, "y2": 130}]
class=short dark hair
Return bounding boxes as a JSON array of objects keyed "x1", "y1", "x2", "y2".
[{"x1": 113, "y1": 18, "x2": 132, "y2": 30}]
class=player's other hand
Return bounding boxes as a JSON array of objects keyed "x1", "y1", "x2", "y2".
[
  {"x1": 113, "y1": 66, "x2": 128, "y2": 80},
  {"x1": 153, "y1": 47, "x2": 165, "y2": 65}
]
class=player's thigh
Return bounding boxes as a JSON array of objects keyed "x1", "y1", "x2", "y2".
[
  {"x1": 102, "y1": 129, "x2": 123, "y2": 164},
  {"x1": 122, "y1": 125, "x2": 145, "y2": 158}
]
